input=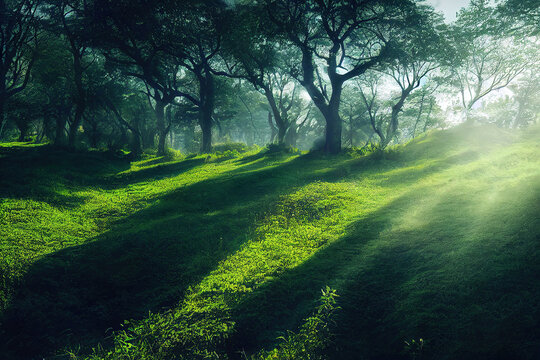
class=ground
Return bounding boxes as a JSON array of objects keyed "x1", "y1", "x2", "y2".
[{"x1": 0, "y1": 124, "x2": 539, "y2": 359}]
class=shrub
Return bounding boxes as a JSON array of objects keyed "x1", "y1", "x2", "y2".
[
  {"x1": 255, "y1": 286, "x2": 340, "y2": 360},
  {"x1": 266, "y1": 143, "x2": 301, "y2": 155},
  {"x1": 212, "y1": 142, "x2": 249, "y2": 153}
]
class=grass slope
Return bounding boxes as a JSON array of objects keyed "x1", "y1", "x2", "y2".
[{"x1": 0, "y1": 125, "x2": 539, "y2": 360}]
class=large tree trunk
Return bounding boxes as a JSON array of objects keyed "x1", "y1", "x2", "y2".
[
  {"x1": 200, "y1": 109, "x2": 212, "y2": 153},
  {"x1": 268, "y1": 112, "x2": 277, "y2": 143},
  {"x1": 154, "y1": 99, "x2": 168, "y2": 156},
  {"x1": 324, "y1": 87, "x2": 343, "y2": 154},
  {"x1": 324, "y1": 108, "x2": 342, "y2": 153},
  {"x1": 198, "y1": 71, "x2": 215, "y2": 153},
  {"x1": 299, "y1": 47, "x2": 344, "y2": 154}
]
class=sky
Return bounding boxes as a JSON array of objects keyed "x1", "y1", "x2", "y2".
[{"x1": 425, "y1": 0, "x2": 471, "y2": 22}]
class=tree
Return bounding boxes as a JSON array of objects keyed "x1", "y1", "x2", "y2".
[
  {"x1": 450, "y1": 0, "x2": 531, "y2": 122},
  {"x1": 88, "y1": 0, "x2": 181, "y2": 155},
  {"x1": 44, "y1": 0, "x2": 95, "y2": 148},
  {"x1": 222, "y1": 4, "x2": 302, "y2": 146},
  {"x1": 356, "y1": 6, "x2": 447, "y2": 147},
  {"x1": 266, "y1": 0, "x2": 427, "y2": 153},
  {"x1": 497, "y1": 0, "x2": 540, "y2": 35},
  {"x1": 23, "y1": 32, "x2": 74, "y2": 145},
  {"x1": 164, "y1": 0, "x2": 232, "y2": 153},
  {"x1": 89, "y1": 0, "x2": 231, "y2": 154},
  {"x1": 0, "y1": 0, "x2": 39, "y2": 139}
]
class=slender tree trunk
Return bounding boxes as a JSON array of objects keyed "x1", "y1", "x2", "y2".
[
  {"x1": 423, "y1": 99, "x2": 434, "y2": 133},
  {"x1": 17, "y1": 123, "x2": 27, "y2": 142},
  {"x1": 0, "y1": 98, "x2": 6, "y2": 140},
  {"x1": 412, "y1": 93, "x2": 426, "y2": 139},
  {"x1": 89, "y1": 122, "x2": 99, "y2": 148},
  {"x1": 263, "y1": 87, "x2": 288, "y2": 145},
  {"x1": 68, "y1": 53, "x2": 85, "y2": 148},
  {"x1": 54, "y1": 116, "x2": 66, "y2": 146},
  {"x1": 348, "y1": 116, "x2": 354, "y2": 147},
  {"x1": 285, "y1": 122, "x2": 297, "y2": 147},
  {"x1": 383, "y1": 88, "x2": 412, "y2": 148},
  {"x1": 131, "y1": 129, "x2": 142, "y2": 155},
  {"x1": 513, "y1": 100, "x2": 525, "y2": 128},
  {"x1": 268, "y1": 112, "x2": 277, "y2": 143},
  {"x1": 36, "y1": 119, "x2": 45, "y2": 143}
]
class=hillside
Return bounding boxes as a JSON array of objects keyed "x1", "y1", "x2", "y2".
[{"x1": 0, "y1": 125, "x2": 539, "y2": 360}]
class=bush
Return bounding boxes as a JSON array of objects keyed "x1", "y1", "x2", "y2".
[
  {"x1": 255, "y1": 286, "x2": 340, "y2": 360},
  {"x1": 212, "y1": 142, "x2": 249, "y2": 153},
  {"x1": 266, "y1": 143, "x2": 301, "y2": 155},
  {"x1": 163, "y1": 147, "x2": 183, "y2": 161}
]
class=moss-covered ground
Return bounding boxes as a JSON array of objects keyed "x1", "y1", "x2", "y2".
[{"x1": 0, "y1": 124, "x2": 539, "y2": 360}]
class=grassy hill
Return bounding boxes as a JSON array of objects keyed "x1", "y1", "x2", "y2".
[{"x1": 0, "y1": 124, "x2": 539, "y2": 360}]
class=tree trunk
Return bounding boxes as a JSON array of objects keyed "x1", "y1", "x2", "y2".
[
  {"x1": 263, "y1": 87, "x2": 288, "y2": 145},
  {"x1": 298, "y1": 46, "x2": 346, "y2": 154},
  {"x1": 68, "y1": 105, "x2": 84, "y2": 148},
  {"x1": 200, "y1": 111, "x2": 212, "y2": 153},
  {"x1": 17, "y1": 124, "x2": 27, "y2": 142},
  {"x1": 383, "y1": 88, "x2": 412, "y2": 148},
  {"x1": 412, "y1": 93, "x2": 426, "y2": 139},
  {"x1": 268, "y1": 112, "x2": 277, "y2": 143},
  {"x1": 423, "y1": 99, "x2": 434, "y2": 133},
  {"x1": 68, "y1": 52, "x2": 85, "y2": 148},
  {"x1": 131, "y1": 129, "x2": 142, "y2": 155},
  {"x1": 199, "y1": 71, "x2": 215, "y2": 153},
  {"x1": 324, "y1": 88, "x2": 343, "y2": 154},
  {"x1": 155, "y1": 100, "x2": 167, "y2": 155},
  {"x1": 54, "y1": 117, "x2": 67, "y2": 146},
  {"x1": 0, "y1": 99, "x2": 6, "y2": 140},
  {"x1": 284, "y1": 122, "x2": 297, "y2": 147}
]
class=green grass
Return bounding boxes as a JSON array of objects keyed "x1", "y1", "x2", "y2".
[{"x1": 0, "y1": 125, "x2": 539, "y2": 360}]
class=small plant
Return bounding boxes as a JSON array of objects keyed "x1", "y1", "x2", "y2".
[
  {"x1": 255, "y1": 286, "x2": 340, "y2": 360},
  {"x1": 404, "y1": 338, "x2": 424, "y2": 360}
]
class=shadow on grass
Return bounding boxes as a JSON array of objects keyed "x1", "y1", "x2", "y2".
[
  {"x1": 0, "y1": 133, "x2": 479, "y2": 359},
  {"x1": 0, "y1": 146, "x2": 131, "y2": 203},
  {"x1": 2, "y1": 126, "x2": 533, "y2": 359},
  {"x1": 0, "y1": 150, "x2": 361, "y2": 359},
  {"x1": 227, "y1": 174, "x2": 540, "y2": 360},
  {"x1": 104, "y1": 158, "x2": 206, "y2": 189}
]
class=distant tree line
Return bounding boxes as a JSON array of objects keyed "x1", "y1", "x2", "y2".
[{"x1": 0, "y1": 0, "x2": 538, "y2": 154}]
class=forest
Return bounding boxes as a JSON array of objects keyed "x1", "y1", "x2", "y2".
[{"x1": 0, "y1": 0, "x2": 539, "y2": 359}]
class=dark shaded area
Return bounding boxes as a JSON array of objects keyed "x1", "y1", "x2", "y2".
[
  {"x1": 229, "y1": 173, "x2": 540, "y2": 360},
  {"x1": 1, "y1": 129, "x2": 538, "y2": 360},
  {"x1": 0, "y1": 147, "x2": 365, "y2": 359},
  {"x1": 0, "y1": 145, "x2": 130, "y2": 203}
]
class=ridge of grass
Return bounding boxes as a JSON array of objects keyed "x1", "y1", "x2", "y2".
[{"x1": 0, "y1": 124, "x2": 539, "y2": 360}]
